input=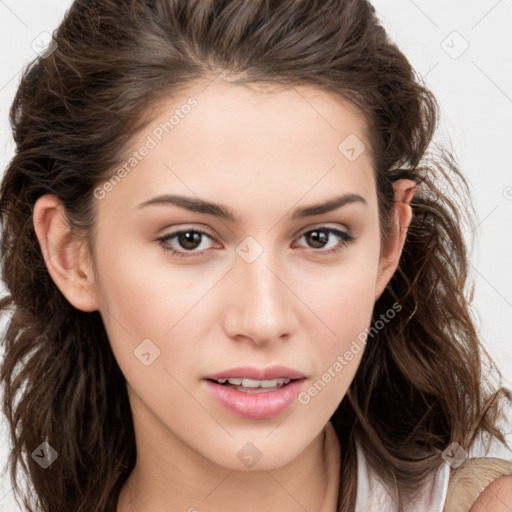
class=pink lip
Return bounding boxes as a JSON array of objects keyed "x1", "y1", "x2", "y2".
[
  {"x1": 203, "y1": 378, "x2": 306, "y2": 419},
  {"x1": 204, "y1": 365, "x2": 306, "y2": 381}
]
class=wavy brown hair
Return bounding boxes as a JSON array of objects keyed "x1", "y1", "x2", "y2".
[{"x1": 1, "y1": 0, "x2": 510, "y2": 511}]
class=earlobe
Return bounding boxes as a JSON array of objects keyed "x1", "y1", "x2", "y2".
[
  {"x1": 33, "y1": 194, "x2": 99, "y2": 312},
  {"x1": 374, "y1": 178, "x2": 417, "y2": 301}
]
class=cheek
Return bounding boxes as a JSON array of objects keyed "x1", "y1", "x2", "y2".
[
  {"x1": 91, "y1": 234, "x2": 202, "y2": 373},
  {"x1": 295, "y1": 285, "x2": 375, "y2": 421},
  {"x1": 297, "y1": 243, "x2": 380, "y2": 402},
  {"x1": 310, "y1": 273, "x2": 376, "y2": 365},
  {"x1": 310, "y1": 239, "x2": 380, "y2": 340}
]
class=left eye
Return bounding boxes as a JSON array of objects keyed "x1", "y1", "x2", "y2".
[
  {"x1": 295, "y1": 227, "x2": 354, "y2": 252},
  {"x1": 156, "y1": 226, "x2": 355, "y2": 258}
]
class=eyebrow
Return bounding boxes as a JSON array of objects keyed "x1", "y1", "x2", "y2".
[{"x1": 136, "y1": 192, "x2": 367, "y2": 222}]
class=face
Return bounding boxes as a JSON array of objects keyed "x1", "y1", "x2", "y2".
[{"x1": 83, "y1": 80, "x2": 394, "y2": 470}]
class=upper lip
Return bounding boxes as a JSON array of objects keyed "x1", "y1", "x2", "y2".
[{"x1": 204, "y1": 365, "x2": 306, "y2": 381}]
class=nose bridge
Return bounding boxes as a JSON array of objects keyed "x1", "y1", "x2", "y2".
[{"x1": 224, "y1": 240, "x2": 294, "y2": 343}]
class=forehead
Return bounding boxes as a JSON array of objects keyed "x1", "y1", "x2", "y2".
[
  {"x1": 98, "y1": 80, "x2": 377, "y2": 219},
  {"x1": 153, "y1": 79, "x2": 373, "y2": 162}
]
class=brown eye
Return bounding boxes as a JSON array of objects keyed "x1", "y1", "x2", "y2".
[
  {"x1": 157, "y1": 228, "x2": 215, "y2": 258},
  {"x1": 295, "y1": 227, "x2": 355, "y2": 254},
  {"x1": 175, "y1": 231, "x2": 203, "y2": 250},
  {"x1": 304, "y1": 229, "x2": 330, "y2": 249}
]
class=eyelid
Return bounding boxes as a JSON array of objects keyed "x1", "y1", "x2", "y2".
[
  {"x1": 157, "y1": 222, "x2": 351, "y2": 242},
  {"x1": 292, "y1": 222, "x2": 351, "y2": 238},
  {"x1": 156, "y1": 224, "x2": 216, "y2": 241}
]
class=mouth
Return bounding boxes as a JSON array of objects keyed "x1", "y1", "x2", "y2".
[{"x1": 202, "y1": 367, "x2": 307, "y2": 419}]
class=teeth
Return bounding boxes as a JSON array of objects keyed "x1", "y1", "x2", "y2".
[{"x1": 215, "y1": 377, "x2": 291, "y2": 387}]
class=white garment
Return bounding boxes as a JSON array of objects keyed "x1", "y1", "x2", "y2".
[
  {"x1": 325, "y1": 413, "x2": 512, "y2": 511},
  {"x1": 354, "y1": 439, "x2": 451, "y2": 512}
]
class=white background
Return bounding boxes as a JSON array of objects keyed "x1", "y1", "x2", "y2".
[{"x1": 0, "y1": 1, "x2": 511, "y2": 509}]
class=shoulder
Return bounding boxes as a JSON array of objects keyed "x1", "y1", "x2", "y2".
[
  {"x1": 469, "y1": 475, "x2": 512, "y2": 511},
  {"x1": 444, "y1": 457, "x2": 512, "y2": 512}
]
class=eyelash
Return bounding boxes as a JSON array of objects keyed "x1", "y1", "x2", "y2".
[{"x1": 156, "y1": 226, "x2": 355, "y2": 259}]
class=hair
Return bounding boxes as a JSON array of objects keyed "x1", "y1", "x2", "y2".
[{"x1": 1, "y1": 0, "x2": 510, "y2": 511}]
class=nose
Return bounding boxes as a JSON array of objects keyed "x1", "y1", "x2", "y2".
[{"x1": 222, "y1": 249, "x2": 296, "y2": 346}]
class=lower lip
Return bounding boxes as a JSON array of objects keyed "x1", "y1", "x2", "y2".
[{"x1": 203, "y1": 379, "x2": 306, "y2": 420}]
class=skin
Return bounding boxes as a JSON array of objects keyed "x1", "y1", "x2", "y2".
[
  {"x1": 33, "y1": 80, "x2": 416, "y2": 511},
  {"x1": 470, "y1": 476, "x2": 512, "y2": 511}
]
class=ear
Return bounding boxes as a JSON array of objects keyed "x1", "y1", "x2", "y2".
[
  {"x1": 33, "y1": 194, "x2": 99, "y2": 312},
  {"x1": 374, "y1": 178, "x2": 417, "y2": 301}
]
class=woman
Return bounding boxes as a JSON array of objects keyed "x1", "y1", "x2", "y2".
[{"x1": 1, "y1": 1, "x2": 511, "y2": 511}]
